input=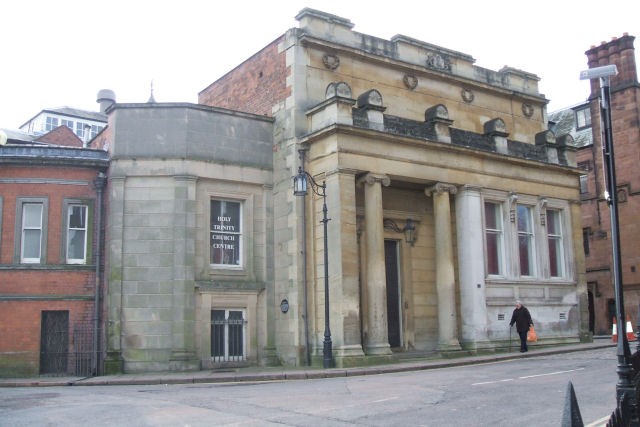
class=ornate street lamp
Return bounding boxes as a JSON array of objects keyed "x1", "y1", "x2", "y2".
[
  {"x1": 293, "y1": 165, "x2": 334, "y2": 368},
  {"x1": 580, "y1": 64, "x2": 637, "y2": 421}
]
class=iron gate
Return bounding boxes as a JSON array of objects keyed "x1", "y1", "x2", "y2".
[
  {"x1": 211, "y1": 309, "x2": 247, "y2": 363},
  {"x1": 39, "y1": 312, "x2": 101, "y2": 377}
]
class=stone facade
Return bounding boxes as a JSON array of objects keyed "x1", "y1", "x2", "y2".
[
  {"x1": 577, "y1": 34, "x2": 640, "y2": 335},
  {"x1": 197, "y1": 8, "x2": 588, "y2": 367},
  {"x1": 103, "y1": 103, "x2": 275, "y2": 373},
  {"x1": 103, "y1": 9, "x2": 588, "y2": 373}
]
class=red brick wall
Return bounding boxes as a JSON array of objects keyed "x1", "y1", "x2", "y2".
[
  {"x1": 198, "y1": 35, "x2": 289, "y2": 116},
  {"x1": 0, "y1": 164, "x2": 101, "y2": 376},
  {"x1": 580, "y1": 34, "x2": 640, "y2": 335}
]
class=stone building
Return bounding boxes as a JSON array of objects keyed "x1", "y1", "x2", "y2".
[
  {"x1": 104, "y1": 8, "x2": 589, "y2": 372},
  {"x1": 576, "y1": 34, "x2": 640, "y2": 335}
]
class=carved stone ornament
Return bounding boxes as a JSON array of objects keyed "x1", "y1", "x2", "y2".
[
  {"x1": 359, "y1": 173, "x2": 391, "y2": 187},
  {"x1": 426, "y1": 53, "x2": 451, "y2": 72},
  {"x1": 403, "y1": 74, "x2": 418, "y2": 90},
  {"x1": 522, "y1": 103, "x2": 534, "y2": 118},
  {"x1": 322, "y1": 54, "x2": 340, "y2": 70},
  {"x1": 461, "y1": 88, "x2": 474, "y2": 103},
  {"x1": 425, "y1": 182, "x2": 457, "y2": 196}
]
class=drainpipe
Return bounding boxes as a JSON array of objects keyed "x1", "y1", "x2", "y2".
[{"x1": 92, "y1": 172, "x2": 107, "y2": 375}]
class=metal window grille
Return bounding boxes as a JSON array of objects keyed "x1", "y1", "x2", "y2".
[{"x1": 211, "y1": 309, "x2": 247, "y2": 363}]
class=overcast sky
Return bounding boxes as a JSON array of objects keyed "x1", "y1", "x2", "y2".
[{"x1": 2, "y1": 0, "x2": 639, "y2": 129}]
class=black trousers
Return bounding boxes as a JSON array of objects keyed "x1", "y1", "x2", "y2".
[{"x1": 518, "y1": 330, "x2": 528, "y2": 352}]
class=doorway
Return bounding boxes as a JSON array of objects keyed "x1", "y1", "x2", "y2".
[
  {"x1": 384, "y1": 240, "x2": 402, "y2": 348},
  {"x1": 40, "y1": 311, "x2": 69, "y2": 375}
]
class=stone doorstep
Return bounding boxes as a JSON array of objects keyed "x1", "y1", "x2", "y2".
[{"x1": 0, "y1": 342, "x2": 615, "y2": 388}]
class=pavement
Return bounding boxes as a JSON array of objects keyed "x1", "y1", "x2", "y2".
[{"x1": 0, "y1": 339, "x2": 616, "y2": 388}]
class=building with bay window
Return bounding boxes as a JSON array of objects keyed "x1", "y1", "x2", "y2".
[{"x1": 102, "y1": 8, "x2": 589, "y2": 373}]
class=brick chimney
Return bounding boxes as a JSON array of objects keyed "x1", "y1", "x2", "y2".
[{"x1": 585, "y1": 34, "x2": 637, "y2": 97}]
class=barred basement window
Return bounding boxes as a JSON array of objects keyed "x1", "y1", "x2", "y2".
[{"x1": 211, "y1": 309, "x2": 246, "y2": 362}]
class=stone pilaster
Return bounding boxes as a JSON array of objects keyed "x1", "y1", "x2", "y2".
[
  {"x1": 325, "y1": 168, "x2": 365, "y2": 361},
  {"x1": 425, "y1": 183, "x2": 461, "y2": 352},
  {"x1": 359, "y1": 172, "x2": 392, "y2": 355},
  {"x1": 455, "y1": 185, "x2": 490, "y2": 352},
  {"x1": 104, "y1": 176, "x2": 125, "y2": 374},
  {"x1": 169, "y1": 175, "x2": 199, "y2": 370}
]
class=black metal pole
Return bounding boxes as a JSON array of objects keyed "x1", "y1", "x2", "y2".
[
  {"x1": 298, "y1": 151, "x2": 311, "y2": 367},
  {"x1": 321, "y1": 184, "x2": 334, "y2": 368},
  {"x1": 600, "y1": 77, "x2": 637, "y2": 419}
]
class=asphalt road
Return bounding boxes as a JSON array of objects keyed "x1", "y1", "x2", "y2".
[{"x1": 0, "y1": 347, "x2": 618, "y2": 426}]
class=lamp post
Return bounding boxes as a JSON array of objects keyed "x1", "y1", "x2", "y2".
[
  {"x1": 293, "y1": 164, "x2": 334, "y2": 368},
  {"x1": 581, "y1": 64, "x2": 637, "y2": 420}
]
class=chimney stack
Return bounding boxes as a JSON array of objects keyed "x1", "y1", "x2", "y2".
[
  {"x1": 97, "y1": 89, "x2": 116, "y2": 113},
  {"x1": 585, "y1": 34, "x2": 637, "y2": 96}
]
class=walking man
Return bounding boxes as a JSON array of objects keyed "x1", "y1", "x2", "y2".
[{"x1": 510, "y1": 300, "x2": 533, "y2": 352}]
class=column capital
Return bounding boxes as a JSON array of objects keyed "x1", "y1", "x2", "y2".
[
  {"x1": 358, "y1": 172, "x2": 390, "y2": 187},
  {"x1": 425, "y1": 182, "x2": 457, "y2": 197}
]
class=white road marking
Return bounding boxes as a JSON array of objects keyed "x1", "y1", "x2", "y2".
[
  {"x1": 372, "y1": 397, "x2": 400, "y2": 403},
  {"x1": 519, "y1": 368, "x2": 584, "y2": 379},
  {"x1": 471, "y1": 378, "x2": 514, "y2": 386},
  {"x1": 472, "y1": 367, "x2": 584, "y2": 386},
  {"x1": 585, "y1": 414, "x2": 610, "y2": 427}
]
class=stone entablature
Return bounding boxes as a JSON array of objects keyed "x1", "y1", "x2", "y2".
[
  {"x1": 295, "y1": 8, "x2": 543, "y2": 99},
  {"x1": 307, "y1": 82, "x2": 576, "y2": 167}
]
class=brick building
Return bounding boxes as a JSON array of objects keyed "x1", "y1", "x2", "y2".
[
  {"x1": 0, "y1": 130, "x2": 109, "y2": 377},
  {"x1": 577, "y1": 34, "x2": 640, "y2": 335}
]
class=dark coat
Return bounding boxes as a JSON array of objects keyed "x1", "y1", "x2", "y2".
[{"x1": 510, "y1": 306, "x2": 533, "y2": 333}]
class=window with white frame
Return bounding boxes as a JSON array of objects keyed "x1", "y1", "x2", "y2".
[
  {"x1": 482, "y1": 192, "x2": 572, "y2": 282},
  {"x1": 21, "y1": 203, "x2": 44, "y2": 263},
  {"x1": 516, "y1": 205, "x2": 535, "y2": 276},
  {"x1": 45, "y1": 117, "x2": 59, "y2": 132},
  {"x1": 211, "y1": 309, "x2": 246, "y2": 362},
  {"x1": 210, "y1": 199, "x2": 242, "y2": 267},
  {"x1": 66, "y1": 205, "x2": 88, "y2": 264},
  {"x1": 61, "y1": 119, "x2": 74, "y2": 130},
  {"x1": 75, "y1": 122, "x2": 86, "y2": 139},
  {"x1": 547, "y1": 209, "x2": 564, "y2": 277},
  {"x1": 579, "y1": 175, "x2": 588, "y2": 194},
  {"x1": 575, "y1": 107, "x2": 591, "y2": 129},
  {"x1": 484, "y1": 201, "x2": 504, "y2": 275}
]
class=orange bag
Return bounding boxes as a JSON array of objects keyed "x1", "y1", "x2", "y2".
[{"x1": 527, "y1": 325, "x2": 538, "y2": 342}]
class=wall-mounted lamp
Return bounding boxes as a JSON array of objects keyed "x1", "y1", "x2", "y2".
[{"x1": 403, "y1": 219, "x2": 416, "y2": 244}]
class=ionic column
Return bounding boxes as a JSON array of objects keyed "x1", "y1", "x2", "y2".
[
  {"x1": 359, "y1": 172, "x2": 392, "y2": 355},
  {"x1": 425, "y1": 183, "x2": 461, "y2": 352}
]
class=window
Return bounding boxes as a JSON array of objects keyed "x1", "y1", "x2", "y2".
[
  {"x1": 211, "y1": 309, "x2": 246, "y2": 362},
  {"x1": 575, "y1": 107, "x2": 591, "y2": 129},
  {"x1": 75, "y1": 122, "x2": 85, "y2": 139},
  {"x1": 547, "y1": 210, "x2": 564, "y2": 277},
  {"x1": 21, "y1": 203, "x2": 43, "y2": 263},
  {"x1": 90, "y1": 125, "x2": 103, "y2": 139},
  {"x1": 517, "y1": 205, "x2": 535, "y2": 276},
  {"x1": 66, "y1": 205, "x2": 88, "y2": 264},
  {"x1": 583, "y1": 228, "x2": 591, "y2": 257},
  {"x1": 484, "y1": 202, "x2": 504, "y2": 275},
  {"x1": 45, "y1": 117, "x2": 59, "y2": 132},
  {"x1": 210, "y1": 200, "x2": 242, "y2": 267},
  {"x1": 61, "y1": 119, "x2": 74, "y2": 130},
  {"x1": 579, "y1": 175, "x2": 588, "y2": 194}
]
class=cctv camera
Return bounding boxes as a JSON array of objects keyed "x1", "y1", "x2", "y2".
[{"x1": 580, "y1": 65, "x2": 618, "y2": 80}]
